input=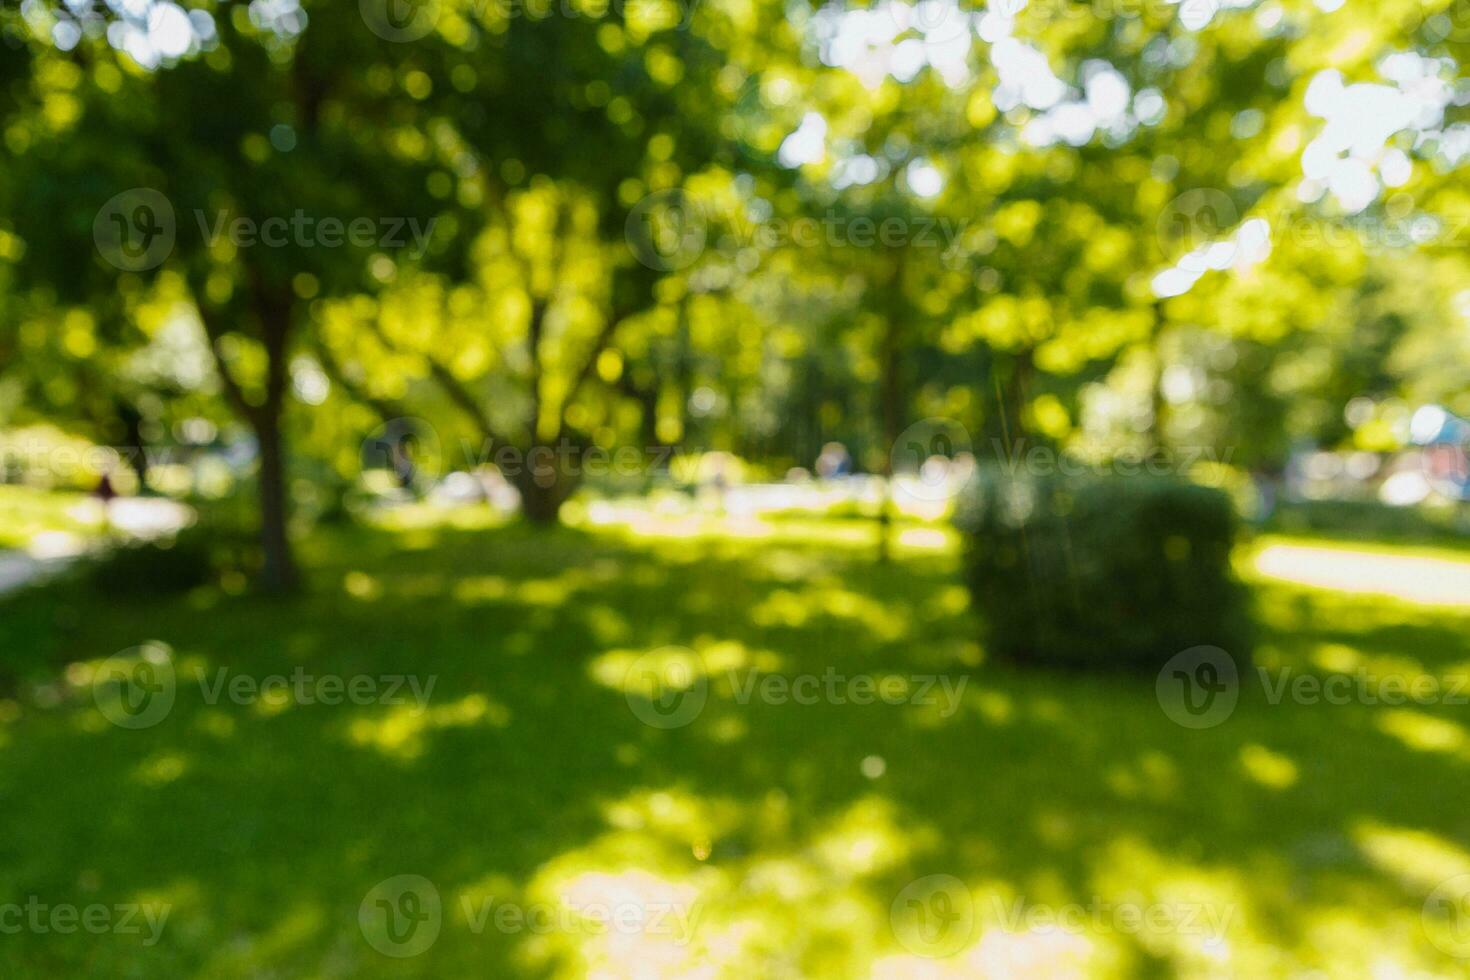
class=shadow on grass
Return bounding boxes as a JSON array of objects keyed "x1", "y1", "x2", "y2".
[{"x1": 0, "y1": 515, "x2": 1467, "y2": 976}]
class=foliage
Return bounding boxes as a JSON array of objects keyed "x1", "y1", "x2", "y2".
[
  {"x1": 957, "y1": 466, "x2": 1252, "y2": 669},
  {"x1": 89, "y1": 513, "x2": 256, "y2": 597}
]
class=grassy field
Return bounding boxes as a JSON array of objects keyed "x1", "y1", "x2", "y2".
[
  {"x1": 0, "y1": 485, "x2": 98, "y2": 551},
  {"x1": 1, "y1": 507, "x2": 1468, "y2": 977}
]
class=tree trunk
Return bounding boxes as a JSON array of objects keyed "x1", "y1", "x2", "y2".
[
  {"x1": 197, "y1": 270, "x2": 300, "y2": 594},
  {"x1": 116, "y1": 400, "x2": 150, "y2": 493},
  {"x1": 877, "y1": 334, "x2": 899, "y2": 564},
  {"x1": 512, "y1": 450, "x2": 578, "y2": 525},
  {"x1": 254, "y1": 412, "x2": 298, "y2": 593},
  {"x1": 877, "y1": 251, "x2": 907, "y2": 563}
]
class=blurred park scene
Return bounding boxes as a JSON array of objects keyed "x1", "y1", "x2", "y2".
[{"x1": 2, "y1": 0, "x2": 1470, "y2": 975}]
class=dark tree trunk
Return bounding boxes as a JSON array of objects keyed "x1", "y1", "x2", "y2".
[
  {"x1": 877, "y1": 251, "x2": 907, "y2": 563},
  {"x1": 253, "y1": 411, "x2": 298, "y2": 593},
  {"x1": 116, "y1": 400, "x2": 150, "y2": 492},
  {"x1": 512, "y1": 452, "x2": 578, "y2": 526},
  {"x1": 877, "y1": 326, "x2": 899, "y2": 564}
]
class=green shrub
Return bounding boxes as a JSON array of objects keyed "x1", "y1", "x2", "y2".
[
  {"x1": 90, "y1": 517, "x2": 256, "y2": 596},
  {"x1": 90, "y1": 529, "x2": 213, "y2": 596},
  {"x1": 955, "y1": 467, "x2": 1252, "y2": 670}
]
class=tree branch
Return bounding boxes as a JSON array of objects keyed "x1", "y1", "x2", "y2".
[
  {"x1": 196, "y1": 302, "x2": 263, "y2": 430},
  {"x1": 312, "y1": 335, "x2": 404, "y2": 424},
  {"x1": 365, "y1": 315, "x2": 505, "y2": 444}
]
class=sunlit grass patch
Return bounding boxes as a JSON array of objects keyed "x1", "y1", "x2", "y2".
[{"x1": 0, "y1": 509, "x2": 1467, "y2": 976}]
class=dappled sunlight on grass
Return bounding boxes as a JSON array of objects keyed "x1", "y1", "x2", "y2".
[
  {"x1": 0, "y1": 484, "x2": 100, "y2": 550},
  {"x1": 511, "y1": 789, "x2": 920, "y2": 976},
  {"x1": 749, "y1": 585, "x2": 909, "y2": 641},
  {"x1": 1375, "y1": 709, "x2": 1470, "y2": 758},
  {"x1": 1251, "y1": 536, "x2": 1470, "y2": 608},
  {"x1": 345, "y1": 693, "x2": 510, "y2": 761},
  {"x1": 362, "y1": 502, "x2": 508, "y2": 534},
  {"x1": 1353, "y1": 822, "x2": 1470, "y2": 891},
  {"x1": 1237, "y1": 744, "x2": 1299, "y2": 790},
  {"x1": 589, "y1": 641, "x2": 776, "y2": 699},
  {"x1": 2, "y1": 510, "x2": 1470, "y2": 975}
]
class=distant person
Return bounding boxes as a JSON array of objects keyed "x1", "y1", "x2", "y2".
[
  {"x1": 92, "y1": 469, "x2": 118, "y2": 531},
  {"x1": 815, "y1": 442, "x2": 852, "y2": 480}
]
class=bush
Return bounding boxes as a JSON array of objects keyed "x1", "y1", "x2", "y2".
[
  {"x1": 90, "y1": 518, "x2": 255, "y2": 596},
  {"x1": 956, "y1": 467, "x2": 1252, "y2": 671},
  {"x1": 90, "y1": 529, "x2": 214, "y2": 596}
]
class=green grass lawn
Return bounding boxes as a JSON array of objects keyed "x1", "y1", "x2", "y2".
[
  {"x1": 0, "y1": 485, "x2": 99, "y2": 551},
  {"x1": 1, "y1": 509, "x2": 1468, "y2": 977}
]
